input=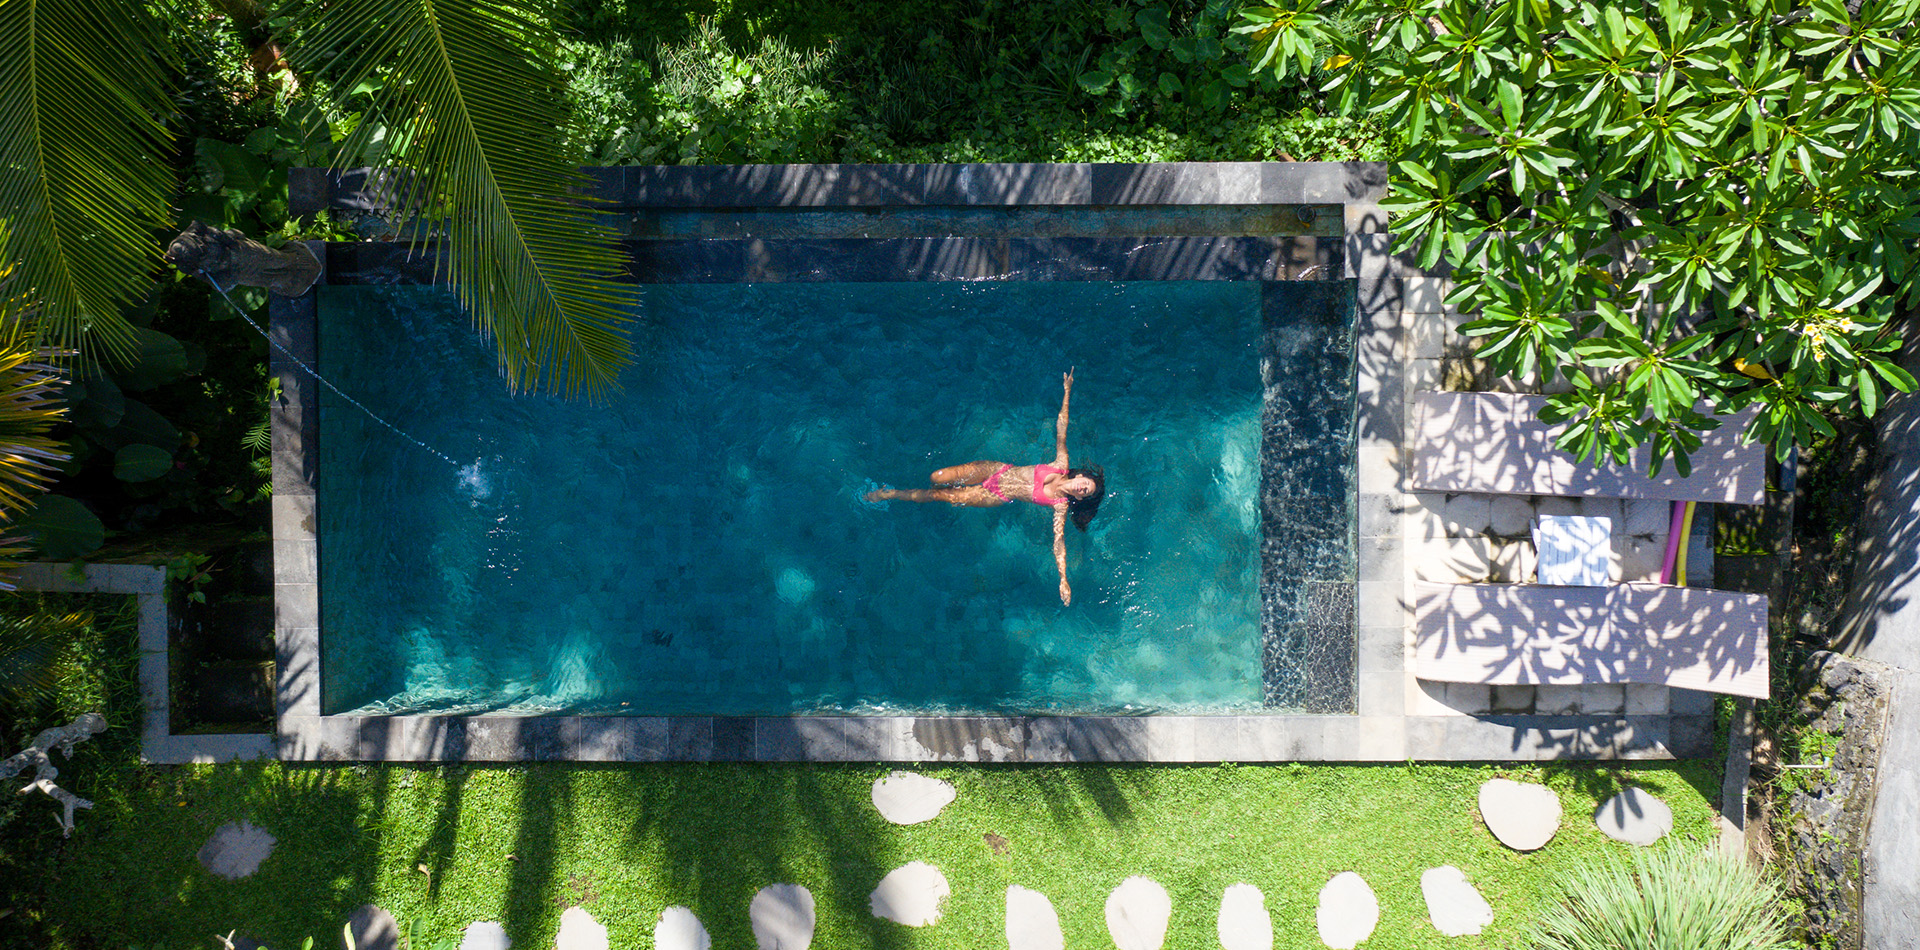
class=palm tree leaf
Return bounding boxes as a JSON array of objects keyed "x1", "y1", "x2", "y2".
[
  {"x1": 0, "y1": 270, "x2": 72, "y2": 589},
  {"x1": 289, "y1": 0, "x2": 634, "y2": 398},
  {"x1": 0, "y1": 608, "x2": 89, "y2": 707},
  {"x1": 0, "y1": 0, "x2": 177, "y2": 362}
]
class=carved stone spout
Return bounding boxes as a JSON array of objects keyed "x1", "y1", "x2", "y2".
[{"x1": 164, "y1": 221, "x2": 321, "y2": 297}]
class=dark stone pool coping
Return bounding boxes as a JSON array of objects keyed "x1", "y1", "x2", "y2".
[{"x1": 273, "y1": 161, "x2": 1705, "y2": 762}]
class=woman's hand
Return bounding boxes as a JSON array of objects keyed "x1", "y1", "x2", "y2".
[
  {"x1": 1063, "y1": 367, "x2": 1074, "y2": 392},
  {"x1": 1059, "y1": 579, "x2": 1072, "y2": 605}
]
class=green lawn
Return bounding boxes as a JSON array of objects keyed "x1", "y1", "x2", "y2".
[{"x1": 41, "y1": 757, "x2": 1721, "y2": 949}]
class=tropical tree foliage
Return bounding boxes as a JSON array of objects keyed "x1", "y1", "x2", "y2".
[
  {"x1": 1236, "y1": 0, "x2": 1920, "y2": 472},
  {"x1": 0, "y1": 259, "x2": 72, "y2": 589},
  {"x1": 0, "y1": 0, "x2": 633, "y2": 397}
]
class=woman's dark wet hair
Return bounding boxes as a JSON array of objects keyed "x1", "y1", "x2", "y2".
[{"x1": 1066, "y1": 466, "x2": 1105, "y2": 531}]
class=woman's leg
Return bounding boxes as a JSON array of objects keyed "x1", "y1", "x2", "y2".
[
  {"x1": 931, "y1": 460, "x2": 1006, "y2": 486},
  {"x1": 866, "y1": 485, "x2": 1003, "y2": 507}
]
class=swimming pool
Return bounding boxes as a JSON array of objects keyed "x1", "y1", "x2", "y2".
[{"x1": 315, "y1": 279, "x2": 1346, "y2": 716}]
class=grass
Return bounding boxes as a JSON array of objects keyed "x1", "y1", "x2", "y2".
[{"x1": 32, "y1": 757, "x2": 1721, "y2": 949}]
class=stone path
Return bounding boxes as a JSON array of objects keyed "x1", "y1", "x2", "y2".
[
  {"x1": 291, "y1": 769, "x2": 1597, "y2": 948},
  {"x1": 1316, "y1": 873, "x2": 1378, "y2": 950},
  {"x1": 1217, "y1": 883, "x2": 1272, "y2": 950},
  {"x1": 1420, "y1": 866, "x2": 1493, "y2": 937},
  {"x1": 457, "y1": 921, "x2": 509, "y2": 950},
  {"x1": 1005, "y1": 885, "x2": 1064, "y2": 950},
  {"x1": 1593, "y1": 788, "x2": 1672, "y2": 846},
  {"x1": 1478, "y1": 778, "x2": 1562, "y2": 851},
  {"x1": 751, "y1": 883, "x2": 816, "y2": 950},
  {"x1": 654, "y1": 906, "x2": 710, "y2": 950},
  {"x1": 553, "y1": 907, "x2": 607, "y2": 950},
  {"x1": 870, "y1": 771, "x2": 955, "y2": 825},
  {"x1": 197, "y1": 821, "x2": 275, "y2": 880},
  {"x1": 344, "y1": 905, "x2": 398, "y2": 950},
  {"x1": 869, "y1": 861, "x2": 949, "y2": 927},
  {"x1": 1105, "y1": 876, "x2": 1172, "y2": 950}
]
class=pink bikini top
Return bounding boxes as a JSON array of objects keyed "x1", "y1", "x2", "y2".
[{"x1": 1030, "y1": 465, "x2": 1067, "y2": 505}]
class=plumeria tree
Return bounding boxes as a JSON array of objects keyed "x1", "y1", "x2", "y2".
[
  {"x1": 0, "y1": 0, "x2": 633, "y2": 397},
  {"x1": 1235, "y1": 0, "x2": 1920, "y2": 472}
]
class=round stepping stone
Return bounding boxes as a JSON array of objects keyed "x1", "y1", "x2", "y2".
[
  {"x1": 459, "y1": 922, "x2": 510, "y2": 950},
  {"x1": 1594, "y1": 787, "x2": 1673, "y2": 846},
  {"x1": 751, "y1": 883, "x2": 816, "y2": 950},
  {"x1": 1479, "y1": 778, "x2": 1563, "y2": 851},
  {"x1": 870, "y1": 771, "x2": 956, "y2": 825},
  {"x1": 1105, "y1": 876, "x2": 1171, "y2": 950},
  {"x1": 1217, "y1": 883, "x2": 1273, "y2": 950},
  {"x1": 1315, "y1": 872, "x2": 1378, "y2": 950},
  {"x1": 654, "y1": 907, "x2": 710, "y2": 950},
  {"x1": 1005, "y1": 885, "x2": 1064, "y2": 950},
  {"x1": 554, "y1": 907, "x2": 607, "y2": 950},
  {"x1": 345, "y1": 905, "x2": 399, "y2": 950},
  {"x1": 1420, "y1": 866, "x2": 1493, "y2": 937},
  {"x1": 870, "y1": 861, "x2": 950, "y2": 927},
  {"x1": 198, "y1": 820, "x2": 276, "y2": 880}
]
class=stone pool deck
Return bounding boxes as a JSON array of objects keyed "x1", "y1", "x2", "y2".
[{"x1": 266, "y1": 161, "x2": 1717, "y2": 763}]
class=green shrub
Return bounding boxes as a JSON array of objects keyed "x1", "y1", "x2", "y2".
[
  {"x1": 558, "y1": 0, "x2": 1398, "y2": 166},
  {"x1": 1531, "y1": 846, "x2": 1794, "y2": 950}
]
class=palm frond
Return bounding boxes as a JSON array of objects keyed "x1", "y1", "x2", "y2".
[
  {"x1": 0, "y1": 265, "x2": 73, "y2": 590},
  {"x1": 291, "y1": 0, "x2": 634, "y2": 398},
  {"x1": 0, "y1": 607, "x2": 91, "y2": 708},
  {"x1": 0, "y1": 0, "x2": 177, "y2": 363}
]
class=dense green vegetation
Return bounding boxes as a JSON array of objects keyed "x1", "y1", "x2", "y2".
[
  {"x1": 1232, "y1": 0, "x2": 1920, "y2": 474},
  {"x1": 556, "y1": 0, "x2": 1395, "y2": 166}
]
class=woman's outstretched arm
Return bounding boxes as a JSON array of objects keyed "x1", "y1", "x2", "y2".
[
  {"x1": 1054, "y1": 367, "x2": 1074, "y2": 467},
  {"x1": 1053, "y1": 504, "x2": 1071, "y2": 605}
]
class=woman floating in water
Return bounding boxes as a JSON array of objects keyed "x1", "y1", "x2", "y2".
[{"x1": 867, "y1": 369, "x2": 1105, "y2": 605}]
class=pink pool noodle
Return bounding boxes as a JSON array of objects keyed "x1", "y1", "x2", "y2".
[{"x1": 1659, "y1": 500, "x2": 1686, "y2": 584}]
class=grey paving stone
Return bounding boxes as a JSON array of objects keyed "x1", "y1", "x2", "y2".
[
  {"x1": 459, "y1": 921, "x2": 511, "y2": 950},
  {"x1": 554, "y1": 906, "x2": 608, "y2": 950},
  {"x1": 198, "y1": 820, "x2": 275, "y2": 879},
  {"x1": 1354, "y1": 582, "x2": 1406, "y2": 629},
  {"x1": 1026, "y1": 717, "x2": 1147, "y2": 762},
  {"x1": 1594, "y1": 787, "x2": 1673, "y2": 845},
  {"x1": 869, "y1": 861, "x2": 949, "y2": 926},
  {"x1": 756, "y1": 717, "x2": 904, "y2": 761},
  {"x1": 1355, "y1": 626, "x2": 1406, "y2": 674},
  {"x1": 907, "y1": 717, "x2": 1027, "y2": 762},
  {"x1": 1216, "y1": 882, "x2": 1272, "y2": 950},
  {"x1": 1105, "y1": 876, "x2": 1171, "y2": 950},
  {"x1": 275, "y1": 626, "x2": 319, "y2": 717},
  {"x1": 270, "y1": 493, "x2": 317, "y2": 540},
  {"x1": 1420, "y1": 865, "x2": 1493, "y2": 936},
  {"x1": 653, "y1": 908, "x2": 707, "y2": 950},
  {"x1": 1316, "y1": 872, "x2": 1379, "y2": 949},
  {"x1": 1357, "y1": 672, "x2": 1406, "y2": 718},
  {"x1": 1006, "y1": 885, "x2": 1065, "y2": 950},
  {"x1": 666, "y1": 718, "x2": 712, "y2": 760},
  {"x1": 362, "y1": 717, "x2": 464, "y2": 761},
  {"x1": 271, "y1": 538, "x2": 316, "y2": 585},
  {"x1": 1478, "y1": 779, "x2": 1562, "y2": 851},
  {"x1": 751, "y1": 884, "x2": 815, "y2": 950},
  {"x1": 870, "y1": 772, "x2": 956, "y2": 825},
  {"x1": 1354, "y1": 716, "x2": 1408, "y2": 760},
  {"x1": 345, "y1": 905, "x2": 399, "y2": 950},
  {"x1": 1356, "y1": 537, "x2": 1403, "y2": 584},
  {"x1": 711, "y1": 718, "x2": 755, "y2": 761}
]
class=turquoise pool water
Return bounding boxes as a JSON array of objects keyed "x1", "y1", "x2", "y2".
[{"x1": 317, "y1": 282, "x2": 1272, "y2": 715}]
